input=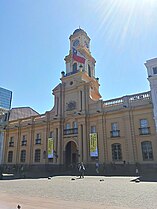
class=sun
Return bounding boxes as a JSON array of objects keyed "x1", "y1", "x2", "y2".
[{"x1": 94, "y1": 0, "x2": 157, "y2": 46}]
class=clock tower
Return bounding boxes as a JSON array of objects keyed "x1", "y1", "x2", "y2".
[
  {"x1": 51, "y1": 28, "x2": 102, "y2": 165},
  {"x1": 64, "y1": 28, "x2": 96, "y2": 78}
]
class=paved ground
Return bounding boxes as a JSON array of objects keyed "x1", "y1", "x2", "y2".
[{"x1": 0, "y1": 176, "x2": 157, "y2": 209}]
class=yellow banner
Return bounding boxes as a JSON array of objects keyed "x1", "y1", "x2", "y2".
[
  {"x1": 48, "y1": 138, "x2": 54, "y2": 158},
  {"x1": 90, "y1": 133, "x2": 98, "y2": 157}
]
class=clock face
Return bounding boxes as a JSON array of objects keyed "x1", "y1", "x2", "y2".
[{"x1": 73, "y1": 39, "x2": 79, "y2": 47}]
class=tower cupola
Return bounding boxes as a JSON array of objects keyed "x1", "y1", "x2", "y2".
[{"x1": 64, "y1": 28, "x2": 96, "y2": 78}]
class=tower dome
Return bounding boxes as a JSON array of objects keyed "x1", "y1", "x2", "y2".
[{"x1": 73, "y1": 28, "x2": 87, "y2": 36}]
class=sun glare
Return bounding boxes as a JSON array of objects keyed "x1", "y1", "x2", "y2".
[{"x1": 94, "y1": 0, "x2": 157, "y2": 47}]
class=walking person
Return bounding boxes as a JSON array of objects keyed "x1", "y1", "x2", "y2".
[
  {"x1": 135, "y1": 167, "x2": 139, "y2": 177},
  {"x1": 0, "y1": 166, "x2": 2, "y2": 180},
  {"x1": 79, "y1": 162, "x2": 85, "y2": 178},
  {"x1": 95, "y1": 161, "x2": 99, "y2": 174}
]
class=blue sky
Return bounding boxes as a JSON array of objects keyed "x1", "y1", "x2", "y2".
[{"x1": 0, "y1": 0, "x2": 157, "y2": 114}]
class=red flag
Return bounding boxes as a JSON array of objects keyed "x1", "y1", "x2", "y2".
[{"x1": 72, "y1": 48, "x2": 85, "y2": 64}]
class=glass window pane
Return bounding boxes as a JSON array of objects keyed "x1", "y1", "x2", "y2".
[
  {"x1": 140, "y1": 119, "x2": 148, "y2": 128},
  {"x1": 112, "y1": 143, "x2": 122, "y2": 161},
  {"x1": 91, "y1": 126, "x2": 96, "y2": 133},
  {"x1": 153, "y1": 67, "x2": 157, "y2": 74},
  {"x1": 111, "y1": 123, "x2": 118, "y2": 130},
  {"x1": 141, "y1": 141, "x2": 153, "y2": 160}
]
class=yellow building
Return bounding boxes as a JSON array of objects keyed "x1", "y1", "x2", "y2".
[{"x1": 2, "y1": 29, "x2": 157, "y2": 176}]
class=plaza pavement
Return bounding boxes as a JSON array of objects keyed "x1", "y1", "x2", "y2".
[{"x1": 0, "y1": 176, "x2": 157, "y2": 209}]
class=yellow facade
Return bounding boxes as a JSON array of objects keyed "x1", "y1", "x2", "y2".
[{"x1": 2, "y1": 29, "x2": 157, "y2": 176}]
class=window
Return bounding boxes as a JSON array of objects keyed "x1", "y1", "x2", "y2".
[
  {"x1": 111, "y1": 123, "x2": 120, "y2": 137},
  {"x1": 88, "y1": 64, "x2": 91, "y2": 77},
  {"x1": 20, "y1": 150, "x2": 26, "y2": 162},
  {"x1": 9, "y1": 136, "x2": 14, "y2": 147},
  {"x1": 65, "y1": 123, "x2": 70, "y2": 134},
  {"x1": 141, "y1": 141, "x2": 153, "y2": 160},
  {"x1": 34, "y1": 149, "x2": 41, "y2": 162},
  {"x1": 35, "y1": 133, "x2": 41, "y2": 144},
  {"x1": 73, "y1": 63, "x2": 77, "y2": 72},
  {"x1": 153, "y1": 67, "x2": 157, "y2": 74},
  {"x1": 111, "y1": 122, "x2": 118, "y2": 130},
  {"x1": 8, "y1": 151, "x2": 13, "y2": 163},
  {"x1": 73, "y1": 121, "x2": 77, "y2": 128},
  {"x1": 66, "y1": 123, "x2": 70, "y2": 129},
  {"x1": 140, "y1": 119, "x2": 148, "y2": 127},
  {"x1": 49, "y1": 131, "x2": 54, "y2": 138},
  {"x1": 21, "y1": 135, "x2": 27, "y2": 146},
  {"x1": 139, "y1": 119, "x2": 150, "y2": 135},
  {"x1": 73, "y1": 121, "x2": 78, "y2": 134},
  {"x1": 70, "y1": 81, "x2": 73, "y2": 85},
  {"x1": 64, "y1": 123, "x2": 78, "y2": 135},
  {"x1": 112, "y1": 143, "x2": 122, "y2": 161},
  {"x1": 91, "y1": 126, "x2": 96, "y2": 133}
]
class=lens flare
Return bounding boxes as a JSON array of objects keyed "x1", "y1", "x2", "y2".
[{"x1": 92, "y1": 0, "x2": 157, "y2": 47}]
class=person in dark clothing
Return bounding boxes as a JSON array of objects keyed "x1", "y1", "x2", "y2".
[
  {"x1": 79, "y1": 162, "x2": 85, "y2": 178},
  {"x1": 0, "y1": 166, "x2": 2, "y2": 180},
  {"x1": 95, "y1": 161, "x2": 99, "y2": 174}
]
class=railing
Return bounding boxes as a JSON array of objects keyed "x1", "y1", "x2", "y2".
[
  {"x1": 110, "y1": 130, "x2": 120, "y2": 137},
  {"x1": 104, "y1": 98, "x2": 123, "y2": 107},
  {"x1": 129, "y1": 92, "x2": 151, "y2": 102},
  {"x1": 139, "y1": 127, "x2": 150, "y2": 135},
  {"x1": 63, "y1": 128, "x2": 78, "y2": 135},
  {"x1": 9, "y1": 142, "x2": 14, "y2": 147},
  {"x1": 35, "y1": 139, "x2": 41, "y2": 144},
  {"x1": 21, "y1": 141, "x2": 27, "y2": 146},
  {"x1": 64, "y1": 70, "x2": 79, "y2": 77},
  {"x1": 104, "y1": 91, "x2": 151, "y2": 108}
]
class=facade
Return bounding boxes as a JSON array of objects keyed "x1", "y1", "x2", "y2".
[{"x1": 2, "y1": 29, "x2": 157, "y2": 176}]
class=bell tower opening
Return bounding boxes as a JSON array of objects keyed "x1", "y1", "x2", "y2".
[
  {"x1": 88, "y1": 64, "x2": 91, "y2": 77},
  {"x1": 72, "y1": 63, "x2": 77, "y2": 72}
]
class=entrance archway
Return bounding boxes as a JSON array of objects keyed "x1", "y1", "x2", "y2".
[{"x1": 65, "y1": 141, "x2": 78, "y2": 167}]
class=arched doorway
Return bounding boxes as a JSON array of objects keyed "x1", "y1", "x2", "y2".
[{"x1": 65, "y1": 141, "x2": 78, "y2": 167}]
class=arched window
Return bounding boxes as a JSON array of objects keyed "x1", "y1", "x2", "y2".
[
  {"x1": 88, "y1": 64, "x2": 91, "y2": 77},
  {"x1": 34, "y1": 149, "x2": 41, "y2": 162},
  {"x1": 112, "y1": 143, "x2": 122, "y2": 161},
  {"x1": 141, "y1": 141, "x2": 153, "y2": 160},
  {"x1": 73, "y1": 63, "x2": 77, "y2": 72},
  {"x1": 8, "y1": 151, "x2": 13, "y2": 163},
  {"x1": 20, "y1": 150, "x2": 26, "y2": 163}
]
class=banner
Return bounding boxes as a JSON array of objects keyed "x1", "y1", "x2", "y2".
[
  {"x1": 48, "y1": 138, "x2": 54, "y2": 158},
  {"x1": 89, "y1": 133, "x2": 98, "y2": 157}
]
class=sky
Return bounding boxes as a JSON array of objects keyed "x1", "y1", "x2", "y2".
[{"x1": 0, "y1": 0, "x2": 157, "y2": 114}]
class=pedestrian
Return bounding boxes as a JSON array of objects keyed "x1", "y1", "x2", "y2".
[
  {"x1": 95, "y1": 161, "x2": 99, "y2": 174},
  {"x1": 79, "y1": 162, "x2": 85, "y2": 178},
  {"x1": 0, "y1": 166, "x2": 2, "y2": 180},
  {"x1": 135, "y1": 167, "x2": 139, "y2": 176}
]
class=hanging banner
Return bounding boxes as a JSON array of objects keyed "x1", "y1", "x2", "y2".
[
  {"x1": 89, "y1": 133, "x2": 98, "y2": 157},
  {"x1": 48, "y1": 138, "x2": 54, "y2": 158}
]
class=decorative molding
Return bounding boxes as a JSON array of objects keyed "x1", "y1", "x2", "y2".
[{"x1": 66, "y1": 101, "x2": 76, "y2": 111}]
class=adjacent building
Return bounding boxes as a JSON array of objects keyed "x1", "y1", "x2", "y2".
[
  {"x1": 0, "y1": 87, "x2": 12, "y2": 164},
  {"x1": 2, "y1": 29, "x2": 157, "y2": 176}
]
